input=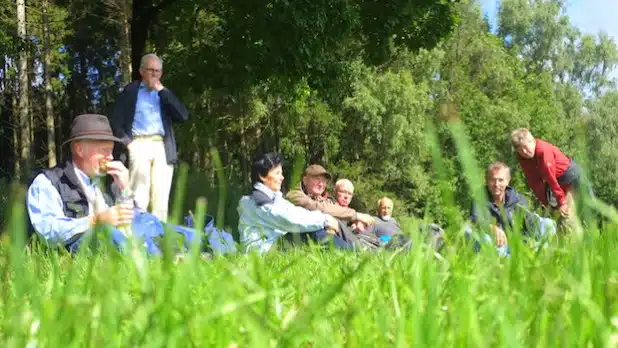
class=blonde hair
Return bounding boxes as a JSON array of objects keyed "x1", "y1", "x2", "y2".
[
  {"x1": 510, "y1": 128, "x2": 534, "y2": 147},
  {"x1": 335, "y1": 179, "x2": 354, "y2": 193},
  {"x1": 377, "y1": 197, "x2": 393, "y2": 208},
  {"x1": 486, "y1": 161, "x2": 511, "y2": 180}
]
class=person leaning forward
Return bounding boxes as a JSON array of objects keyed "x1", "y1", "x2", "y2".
[
  {"x1": 109, "y1": 53, "x2": 189, "y2": 222},
  {"x1": 510, "y1": 128, "x2": 588, "y2": 234}
]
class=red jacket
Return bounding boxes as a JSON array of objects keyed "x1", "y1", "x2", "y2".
[{"x1": 518, "y1": 139, "x2": 571, "y2": 206}]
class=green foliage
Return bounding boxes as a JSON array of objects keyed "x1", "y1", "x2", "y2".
[
  {"x1": 586, "y1": 92, "x2": 618, "y2": 206},
  {"x1": 3, "y1": 0, "x2": 618, "y2": 231},
  {"x1": 338, "y1": 63, "x2": 434, "y2": 217}
]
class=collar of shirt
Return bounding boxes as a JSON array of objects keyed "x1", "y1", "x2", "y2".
[
  {"x1": 73, "y1": 164, "x2": 104, "y2": 192},
  {"x1": 254, "y1": 182, "x2": 279, "y2": 200},
  {"x1": 73, "y1": 164, "x2": 93, "y2": 187}
]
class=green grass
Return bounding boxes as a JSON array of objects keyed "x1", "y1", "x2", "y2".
[
  {"x1": 1, "y1": 226, "x2": 618, "y2": 347},
  {"x1": 2, "y1": 120, "x2": 616, "y2": 347}
]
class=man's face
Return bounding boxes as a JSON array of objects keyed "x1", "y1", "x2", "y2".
[
  {"x1": 139, "y1": 57, "x2": 163, "y2": 85},
  {"x1": 74, "y1": 140, "x2": 114, "y2": 177},
  {"x1": 303, "y1": 175, "x2": 327, "y2": 197},
  {"x1": 378, "y1": 202, "x2": 393, "y2": 218},
  {"x1": 335, "y1": 184, "x2": 354, "y2": 207},
  {"x1": 517, "y1": 138, "x2": 536, "y2": 159},
  {"x1": 487, "y1": 169, "x2": 510, "y2": 201}
]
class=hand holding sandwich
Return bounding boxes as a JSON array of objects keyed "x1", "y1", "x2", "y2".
[{"x1": 99, "y1": 159, "x2": 130, "y2": 191}]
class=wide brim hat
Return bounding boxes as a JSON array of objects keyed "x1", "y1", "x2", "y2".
[{"x1": 62, "y1": 113, "x2": 123, "y2": 146}]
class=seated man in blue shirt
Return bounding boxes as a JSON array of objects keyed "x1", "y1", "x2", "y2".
[{"x1": 26, "y1": 113, "x2": 197, "y2": 255}]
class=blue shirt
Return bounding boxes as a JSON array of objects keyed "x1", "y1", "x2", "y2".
[
  {"x1": 132, "y1": 82, "x2": 165, "y2": 137},
  {"x1": 26, "y1": 167, "x2": 116, "y2": 246}
]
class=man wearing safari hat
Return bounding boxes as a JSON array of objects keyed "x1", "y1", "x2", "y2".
[
  {"x1": 26, "y1": 114, "x2": 199, "y2": 255},
  {"x1": 26, "y1": 114, "x2": 137, "y2": 252},
  {"x1": 286, "y1": 164, "x2": 375, "y2": 227}
]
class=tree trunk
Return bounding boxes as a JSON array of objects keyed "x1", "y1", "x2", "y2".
[
  {"x1": 131, "y1": 0, "x2": 174, "y2": 80},
  {"x1": 121, "y1": 0, "x2": 132, "y2": 84},
  {"x1": 190, "y1": 118, "x2": 200, "y2": 168},
  {"x1": 12, "y1": 81, "x2": 20, "y2": 176},
  {"x1": 16, "y1": 0, "x2": 31, "y2": 178},
  {"x1": 131, "y1": 0, "x2": 150, "y2": 80},
  {"x1": 42, "y1": 0, "x2": 57, "y2": 168}
]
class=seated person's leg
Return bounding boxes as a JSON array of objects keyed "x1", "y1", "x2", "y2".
[
  {"x1": 309, "y1": 228, "x2": 354, "y2": 250},
  {"x1": 65, "y1": 226, "x2": 132, "y2": 254},
  {"x1": 463, "y1": 223, "x2": 508, "y2": 256}
]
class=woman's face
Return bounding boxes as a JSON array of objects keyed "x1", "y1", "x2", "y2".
[{"x1": 260, "y1": 164, "x2": 284, "y2": 192}]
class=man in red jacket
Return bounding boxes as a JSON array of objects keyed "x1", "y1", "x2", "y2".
[{"x1": 510, "y1": 128, "x2": 585, "y2": 234}]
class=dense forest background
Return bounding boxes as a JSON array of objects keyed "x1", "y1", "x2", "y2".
[{"x1": 2, "y1": 0, "x2": 618, "y2": 231}]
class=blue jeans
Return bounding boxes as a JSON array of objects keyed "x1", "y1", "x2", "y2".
[
  {"x1": 66, "y1": 210, "x2": 202, "y2": 255},
  {"x1": 310, "y1": 229, "x2": 354, "y2": 250},
  {"x1": 463, "y1": 224, "x2": 510, "y2": 257},
  {"x1": 463, "y1": 217, "x2": 556, "y2": 257},
  {"x1": 283, "y1": 229, "x2": 354, "y2": 250}
]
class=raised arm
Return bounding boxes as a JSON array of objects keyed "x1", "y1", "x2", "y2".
[
  {"x1": 257, "y1": 199, "x2": 330, "y2": 233},
  {"x1": 159, "y1": 88, "x2": 189, "y2": 123},
  {"x1": 286, "y1": 189, "x2": 358, "y2": 221}
]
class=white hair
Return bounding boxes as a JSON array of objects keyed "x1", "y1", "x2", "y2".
[
  {"x1": 335, "y1": 179, "x2": 354, "y2": 192},
  {"x1": 140, "y1": 53, "x2": 163, "y2": 69}
]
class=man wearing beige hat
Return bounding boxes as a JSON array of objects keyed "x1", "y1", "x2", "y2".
[{"x1": 286, "y1": 164, "x2": 375, "y2": 227}]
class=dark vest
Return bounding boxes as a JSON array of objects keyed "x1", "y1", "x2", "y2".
[
  {"x1": 28, "y1": 162, "x2": 115, "y2": 221},
  {"x1": 25, "y1": 162, "x2": 116, "y2": 246}
]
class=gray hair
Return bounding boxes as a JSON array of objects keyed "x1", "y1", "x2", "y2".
[
  {"x1": 510, "y1": 128, "x2": 533, "y2": 148},
  {"x1": 140, "y1": 53, "x2": 163, "y2": 69},
  {"x1": 486, "y1": 161, "x2": 511, "y2": 180},
  {"x1": 335, "y1": 178, "x2": 354, "y2": 192}
]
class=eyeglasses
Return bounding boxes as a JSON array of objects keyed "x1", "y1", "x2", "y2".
[{"x1": 143, "y1": 68, "x2": 162, "y2": 74}]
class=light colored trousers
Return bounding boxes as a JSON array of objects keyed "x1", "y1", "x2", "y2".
[
  {"x1": 128, "y1": 136, "x2": 174, "y2": 222},
  {"x1": 557, "y1": 188, "x2": 583, "y2": 237}
]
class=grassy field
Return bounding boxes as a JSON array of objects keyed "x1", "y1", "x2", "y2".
[
  {"x1": 1, "y1": 121, "x2": 616, "y2": 347},
  {"x1": 0, "y1": 220, "x2": 617, "y2": 347}
]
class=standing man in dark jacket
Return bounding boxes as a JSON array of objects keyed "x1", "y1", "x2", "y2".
[{"x1": 110, "y1": 53, "x2": 189, "y2": 222}]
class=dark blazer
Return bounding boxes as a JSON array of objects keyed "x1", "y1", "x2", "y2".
[{"x1": 109, "y1": 81, "x2": 190, "y2": 164}]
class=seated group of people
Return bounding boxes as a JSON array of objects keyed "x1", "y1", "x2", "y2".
[
  {"x1": 238, "y1": 127, "x2": 591, "y2": 255},
  {"x1": 23, "y1": 113, "x2": 590, "y2": 257},
  {"x1": 237, "y1": 154, "x2": 406, "y2": 253},
  {"x1": 238, "y1": 152, "x2": 447, "y2": 253}
]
